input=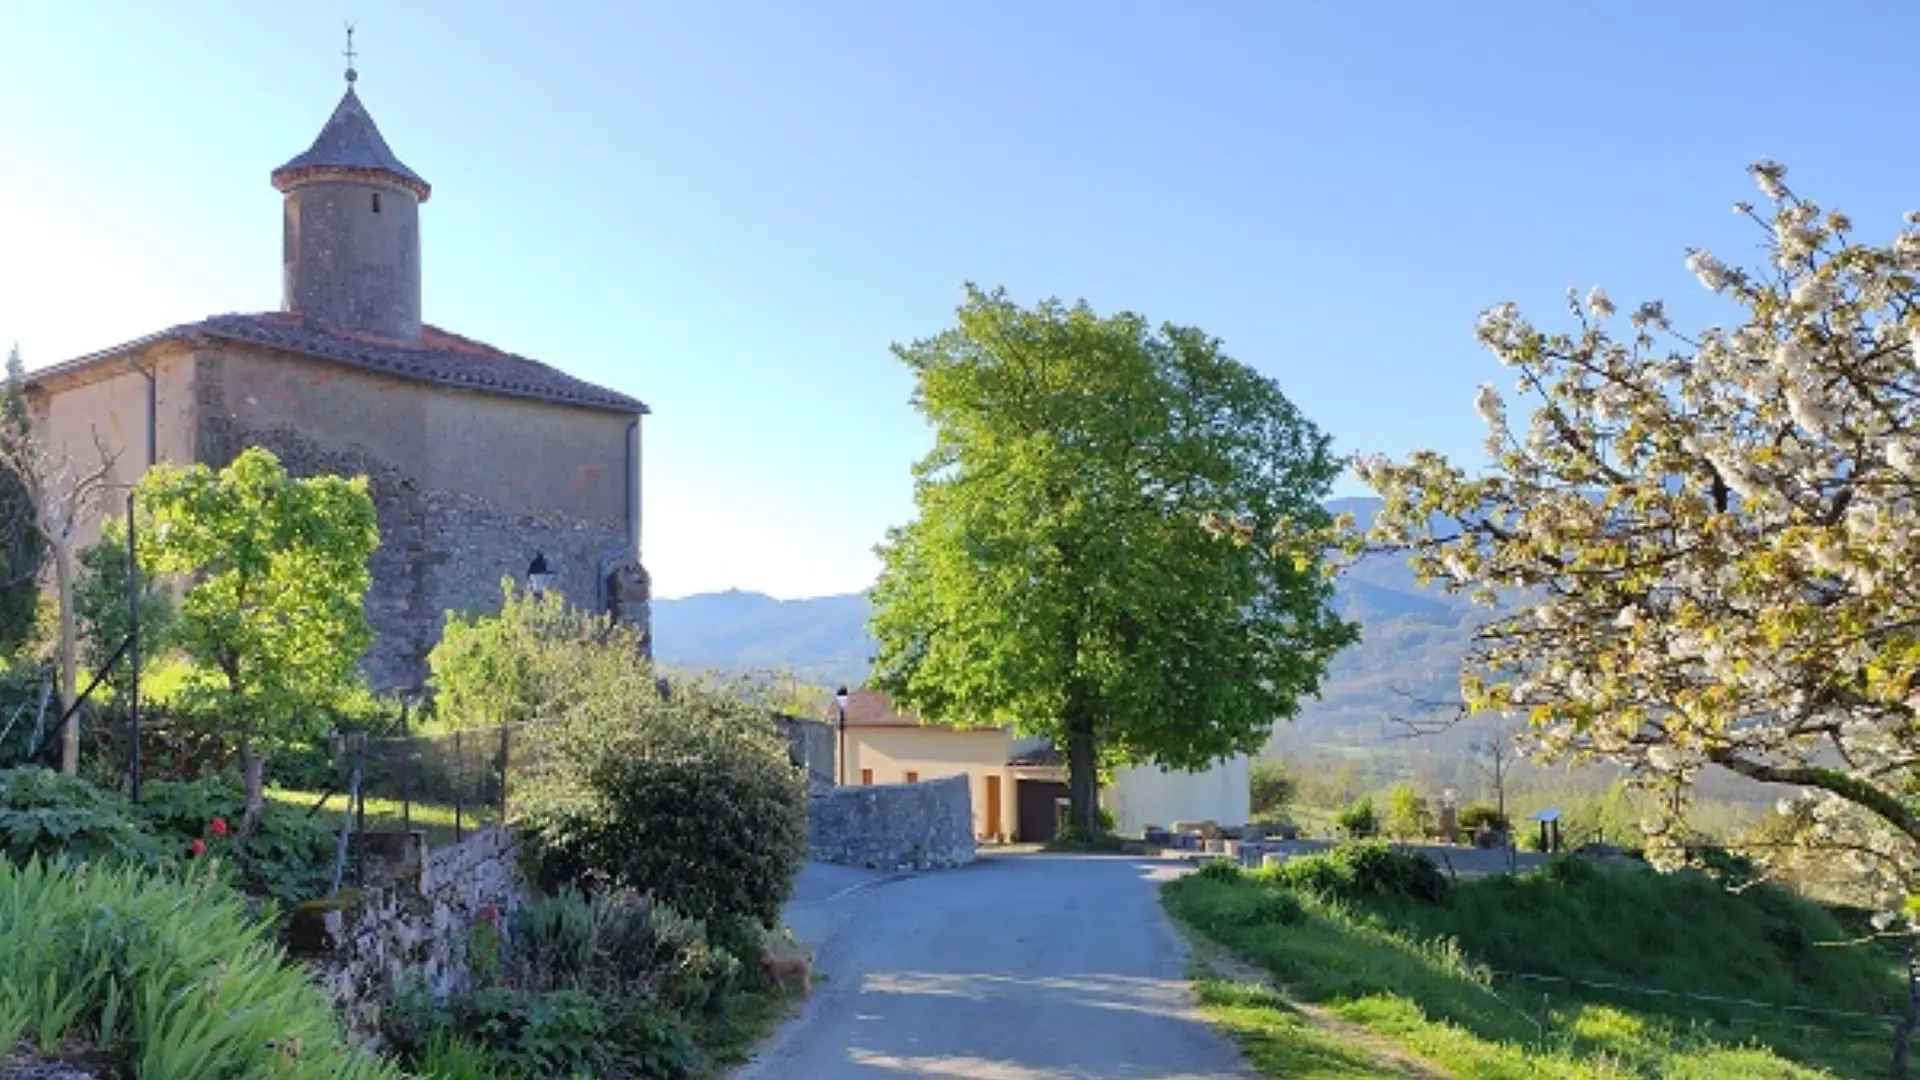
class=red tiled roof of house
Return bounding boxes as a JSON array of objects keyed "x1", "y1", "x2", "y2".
[{"x1": 832, "y1": 687, "x2": 1006, "y2": 731}]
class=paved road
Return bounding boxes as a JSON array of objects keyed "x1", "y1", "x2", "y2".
[{"x1": 735, "y1": 854, "x2": 1254, "y2": 1080}]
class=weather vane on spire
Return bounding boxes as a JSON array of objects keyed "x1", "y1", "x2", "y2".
[{"x1": 343, "y1": 23, "x2": 358, "y2": 85}]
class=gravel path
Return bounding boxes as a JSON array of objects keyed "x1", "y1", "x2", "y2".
[{"x1": 734, "y1": 854, "x2": 1255, "y2": 1079}]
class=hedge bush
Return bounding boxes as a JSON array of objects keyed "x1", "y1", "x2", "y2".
[
  {"x1": 1457, "y1": 802, "x2": 1510, "y2": 834},
  {"x1": 517, "y1": 675, "x2": 808, "y2": 927},
  {"x1": 1259, "y1": 840, "x2": 1450, "y2": 905},
  {"x1": 0, "y1": 856, "x2": 400, "y2": 1079}
]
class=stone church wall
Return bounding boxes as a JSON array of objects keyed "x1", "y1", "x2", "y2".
[{"x1": 193, "y1": 344, "x2": 636, "y2": 692}]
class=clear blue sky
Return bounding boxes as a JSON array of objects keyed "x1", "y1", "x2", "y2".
[{"x1": 4, "y1": 2, "x2": 1917, "y2": 599}]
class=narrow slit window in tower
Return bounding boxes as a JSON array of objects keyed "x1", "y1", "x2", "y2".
[{"x1": 371, "y1": 192, "x2": 382, "y2": 213}]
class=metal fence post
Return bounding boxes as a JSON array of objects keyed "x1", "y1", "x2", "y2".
[
  {"x1": 399, "y1": 699, "x2": 412, "y2": 837},
  {"x1": 499, "y1": 725, "x2": 511, "y2": 822},
  {"x1": 453, "y1": 728, "x2": 464, "y2": 842},
  {"x1": 354, "y1": 733, "x2": 368, "y2": 888}
]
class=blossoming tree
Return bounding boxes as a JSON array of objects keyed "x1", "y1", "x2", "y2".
[{"x1": 1357, "y1": 162, "x2": 1920, "y2": 927}]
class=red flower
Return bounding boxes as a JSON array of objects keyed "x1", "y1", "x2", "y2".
[
  {"x1": 209, "y1": 817, "x2": 229, "y2": 839},
  {"x1": 188, "y1": 838, "x2": 206, "y2": 858},
  {"x1": 477, "y1": 904, "x2": 500, "y2": 925}
]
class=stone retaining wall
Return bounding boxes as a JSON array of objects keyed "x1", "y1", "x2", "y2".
[
  {"x1": 294, "y1": 826, "x2": 531, "y2": 1045},
  {"x1": 806, "y1": 773, "x2": 976, "y2": 871}
]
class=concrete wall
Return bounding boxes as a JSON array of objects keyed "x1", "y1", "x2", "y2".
[
  {"x1": 846, "y1": 726, "x2": 1017, "y2": 841},
  {"x1": 283, "y1": 177, "x2": 423, "y2": 341},
  {"x1": 1104, "y1": 754, "x2": 1252, "y2": 836},
  {"x1": 806, "y1": 774, "x2": 976, "y2": 871},
  {"x1": 189, "y1": 341, "x2": 637, "y2": 690}
]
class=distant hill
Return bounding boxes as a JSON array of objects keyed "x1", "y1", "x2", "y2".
[
  {"x1": 652, "y1": 497, "x2": 1490, "y2": 737},
  {"x1": 650, "y1": 589, "x2": 875, "y2": 687}
]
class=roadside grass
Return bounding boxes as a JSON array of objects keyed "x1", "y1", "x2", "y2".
[
  {"x1": 1165, "y1": 857, "x2": 1899, "y2": 1079},
  {"x1": 1194, "y1": 978, "x2": 1410, "y2": 1079}
]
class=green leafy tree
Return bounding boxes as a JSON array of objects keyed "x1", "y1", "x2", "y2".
[
  {"x1": 1334, "y1": 795, "x2": 1378, "y2": 839},
  {"x1": 869, "y1": 286, "x2": 1359, "y2": 835},
  {"x1": 135, "y1": 447, "x2": 378, "y2": 828},
  {"x1": 1383, "y1": 782, "x2": 1431, "y2": 840},
  {"x1": 1249, "y1": 759, "x2": 1296, "y2": 819},
  {"x1": 0, "y1": 345, "x2": 40, "y2": 659},
  {"x1": 426, "y1": 579, "x2": 658, "y2": 735}
]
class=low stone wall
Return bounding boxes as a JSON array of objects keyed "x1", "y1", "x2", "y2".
[
  {"x1": 772, "y1": 712, "x2": 837, "y2": 794},
  {"x1": 807, "y1": 773, "x2": 975, "y2": 871},
  {"x1": 293, "y1": 826, "x2": 531, "y2": 1044}
]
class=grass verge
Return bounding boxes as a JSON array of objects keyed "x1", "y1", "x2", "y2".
[{"x1": 1165, "y1": 855, "x2": 1900, "y2": 1079}]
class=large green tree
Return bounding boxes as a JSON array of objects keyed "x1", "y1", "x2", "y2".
[
  {"x1": 0, "y1": 345, "x2": 41, "y2": 658},
  {"x1": 870, "y1": 285, "x2": 1358, "y2": 835},
  {"x1": 136, "y1": 447, "x2": 379, "y2": 828}
]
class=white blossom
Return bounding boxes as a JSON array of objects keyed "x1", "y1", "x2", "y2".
[
  {"x1": 1356, "y1": 163, "x2": 1920, "y2": 925},
  {"x1": 1749, "y1": 158, "x2": 1789, "y2": 200},
  {"x1": 1789, "y1": 275, "x2": 1836, "y2": 309},
  {"x1": 1475, "y1": 383, "x2": 1505, "y2": 428},
  {"x1": 1686, "y1": 249, "x2": 1732, "y2": 292}
]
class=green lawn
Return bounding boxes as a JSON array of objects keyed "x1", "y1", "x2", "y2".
[
  {"x1": 266, "y1": 787, "x2": 500, "y2": 846},
  {"x1": 1165, "y1": 858, "x2": 1900, "y2": 1079}
]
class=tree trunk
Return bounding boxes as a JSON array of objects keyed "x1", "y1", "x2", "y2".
[
  {"x1": 1893, "y1": 946, "x2": 1920, "y2": 1078},
  {"x1": 239, "y1": 741, "x2": 267, "y2": 837},
  {"x1": 1065, "y1": 709, "x2": 1100, "y2": 838},
  {"x1": 52, "y1": 538, "x2": 78, "y2": 774}
]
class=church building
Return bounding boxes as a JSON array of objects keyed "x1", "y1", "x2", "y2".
[{"x1": 22, "y1": 65, "x2": 651, "y2": 693}]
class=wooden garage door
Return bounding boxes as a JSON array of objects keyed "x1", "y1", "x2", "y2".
[{"x1": 1016, "y1": 779, "x2": 1068, "y2": 843}]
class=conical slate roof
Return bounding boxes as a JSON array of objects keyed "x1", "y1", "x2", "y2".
[{"x1": 271, "y1": 86, "x2": 431, "y2": 201}]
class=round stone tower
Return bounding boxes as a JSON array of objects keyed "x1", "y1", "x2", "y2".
[{"x1": 271, "y1": 67, "x2": 431, "y2": 343}]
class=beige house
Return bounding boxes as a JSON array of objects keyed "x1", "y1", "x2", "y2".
[
  {"x1": 834, "y1": 688, "x2": 1069, "y2": 844},
  {"x1": 22, "y1": 67, "x2": 650, "y2": 691},
  {"x1": 834, "y1": 687, "x2": 1253, "y2": 842}
]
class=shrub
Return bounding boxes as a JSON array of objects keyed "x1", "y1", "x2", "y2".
[
  {"x1": 1194, "y1": 857, "x2": 1246, "y2": 884},
  {"x1": 509, "y1": 888, "x2": 596, "y2": 991},
  {"x1": 1457, "y1": 802, "x2": 1509, "y2": 834},
  {"x1": 518, "y1": 675, "x2": 808, "y2": 927},
  {"x1": 130, "y1": 774, "x2": 335, "y2": 909},
  {"x1": 1249, "y1": 759, "x2": 1294, "y2": 818},
  {"x1": 1273, "y1": 840, "x2": 1449, "y2": 905},
  {"x1": 0, "y1": 767, "x2": 159, "y2": 866},
  {"x1": 1333, "y1": 795, "x2": 1377, "y2": 838},
  {"x1": 0, "y1": 855, "x2": 401, "y2": 1079},
  {"x1": 1382, "y1": 783, "x2": 1431, "y2": 840}
]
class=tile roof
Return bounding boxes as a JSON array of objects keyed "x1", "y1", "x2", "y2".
[
  {"x1": 835, "y1": 687, "x2": 929, "y2": 728},
  {"x1": 1009, "y1": 745, "x2": 1064, "y2": 768},
  {"x1": 272, "y1": 87, "x2": 431, "y2": 200},
  {"x1": 832, "y1": 687, "x2": 1008, "y2": 733},
  {"x1": 32, "y1": 312, "x2": 648, "y2": 415}
]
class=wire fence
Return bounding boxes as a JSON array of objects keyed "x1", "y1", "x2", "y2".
[{"x1": 307, "y1": 720, "x2": 549, "y2": 893}]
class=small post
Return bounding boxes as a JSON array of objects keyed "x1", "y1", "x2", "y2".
[
  {"x1": 453, "y1": 728, "x2": 464, "y2": 842},
  {"x1": 498, "y1": 724, "x2": 511, "y2": 822},
  {"x1": 126, "y1": 489, "x2": 142, "y2": 803},
  {"x1": 353, "y1": 735, "x2": 368, "y2": 887},
  {"x1": 399, "y1": 698, "x2": 412, "y2": 836}
]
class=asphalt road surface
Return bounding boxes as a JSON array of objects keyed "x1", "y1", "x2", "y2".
[{"x1": 733, "y1": 853, "x2": 1255, "y2": 1080}]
